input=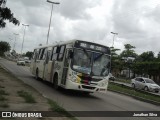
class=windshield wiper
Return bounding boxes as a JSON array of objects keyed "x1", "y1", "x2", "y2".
[
  {"x1": 83, "y1": 49, "x2": 89, "y2": 58},
  {"x1": 93, "y1": 53, "x2": 103, "y2": 61}
]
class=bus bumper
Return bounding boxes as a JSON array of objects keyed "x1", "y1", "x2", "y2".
[{"x1": 65, "y1": 79, "x2": 107, "y2": 93}]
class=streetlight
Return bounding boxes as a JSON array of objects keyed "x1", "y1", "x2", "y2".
[
  {"x1": 13, "y1": 33, "x2": 19, "y2": 51},
  {"x1": 21, "y1": 24, "x2": 29, "y2": 55},
  {"x1": 111, "y1": 32, "x2": 118, "y2": 47},
  {"x1": 46, "y1": 0, "x2": 60, "y2": 44}
]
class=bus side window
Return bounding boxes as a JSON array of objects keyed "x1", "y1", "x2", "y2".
[
  {"x1": 50, "y1": 47, "x2": 53, "y2": 60},
  {"x1": 51, "y1": 47, "x2": 58, "y2": 60},
  {"x1": 46, "y1": 50, "x2": 51, "y2": 64},
  {"x1": 39, "y1": 48, "x2": 45, "y2": 60},
  {"x1": 35, "y1": 49, "x2": 39, "y2": 61},
  {"x1": 58, "y1": 45, "x2": 65, "y2": 61},
  {"x1": 32, "y1": 49, "x2": 36, "y2": 59},
  {"x1": 42, "y1": 48, "x2": 47, "y2": 60},
  {"x1": 38, "y1": 49, "x2": 42, "y2": 60}
]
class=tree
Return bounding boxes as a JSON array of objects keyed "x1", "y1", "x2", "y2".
[
  {"x1": 138, "y1": 51, "x2": 154, "y2": 62},
  {"x1": 133, "y1": 51, "x2": 160, "y2": 82},
  {"x1": 120, "y1": 44, "x2": 137, "y2": 78},
  {"x1": 120, "y1": 44, "x2": 137, "y2": 58},
  {"x1": 0, "y1": 0, "x2": 20, "y2": 28},
  {"x1": 110, "y1": 47, "x2": 122, "y2": 76},
  {"x1": 157, "y1": 52, "x2": 160, "y2": 59},
  {"x1": 25, "y1": 51, "x2": 33, "y2": 59},
  {"x1": 0, "y1": 41, "x2": 11, "y2": 56}
]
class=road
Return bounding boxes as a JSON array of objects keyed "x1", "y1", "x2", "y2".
[{"x1": 0, "y1": 58, "x2": 160, "y2": 120}]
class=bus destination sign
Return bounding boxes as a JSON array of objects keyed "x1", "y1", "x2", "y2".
[{"x1": 75, "y1": 41, "x2": 110, "y2": 54}]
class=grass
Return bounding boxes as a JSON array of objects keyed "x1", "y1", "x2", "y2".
[
  {"x1": 0, "y1": 95, "x2": 7, "y2": 101},
  {"x1": 0, "y1": 79, "x2": 4, "y2": 82},
  {"x1": 0, "y1": 89, "x2": 8, "y2": 101},
  {"x1": 0, "y1": 93, "x2": 8, "y2": 108},
  {"x1": 0, "y1": 85, "x2": 5, "y2": 88},
  {"x1": 47, "y1": 99, "x2": 77, "y2": 120},
  {"x1": 108, "y1": 82, "x2": 160, "y2": 103},
  {"x1": 117, "y1": 78, "x2": 131, "y2": 84},
  {"x1": 17, "y1": 90, "x2": 36, "y2": 103},
  {"x1": 0, "y1": 102, "x2": 9, "y2": 108},
  {"x1": 0, "y1": 89, "x2": 9, "y2": 95}
]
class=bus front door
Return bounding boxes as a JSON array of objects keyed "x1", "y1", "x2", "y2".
[{"x1": 61, "y1": 50, "x2": 70, "y2": 85}]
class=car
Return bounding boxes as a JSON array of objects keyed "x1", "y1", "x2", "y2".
[
  {"x1": 17, "y1": 58, "x2": 25, "y2": 66},
  {"x1": 24, "y1": 57, "x2": 30, "y2": 63},
  {"x1": 131, "y1": 77, "x2": 160, "y2": 93}
]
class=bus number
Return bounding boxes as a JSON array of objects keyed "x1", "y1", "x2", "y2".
[
  {"x1": 96, "y1": 46, "x2": 102, "y2": 51},
  {"x1": 80, "y1": 43, "x2": 87, "y2": 48},
  {"x1": 90, "y1": 45, "x2": 94, "y2": 49}
]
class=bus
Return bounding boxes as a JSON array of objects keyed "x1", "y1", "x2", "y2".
[{"x1": 30, "y1": 40, "x2": 111, "y2": 93}]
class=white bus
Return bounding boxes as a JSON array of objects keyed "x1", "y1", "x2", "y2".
[{"x1": 30, "y1": 40, "x2": 111, "y2": 93}]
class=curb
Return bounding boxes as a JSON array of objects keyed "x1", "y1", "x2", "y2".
[{"x1": 108, "y1": 89, "x2": 160, "y2": 106}]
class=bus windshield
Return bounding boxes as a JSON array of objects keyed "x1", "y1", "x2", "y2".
[
  {"x1": 72, "y1": 49, "x2": 92, "y2": 74},
  {"x1": 92, "y1": 53, "x2": 110, "y2": 76},
  {"x1": 72, "y1": 49, "x2": 110, "y2": 76}
]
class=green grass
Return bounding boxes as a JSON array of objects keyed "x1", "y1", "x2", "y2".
[
  {"x1": 0, "y1": 102, "x2": 9, "y2": 108},
  {"x1": 47, "y1": 99, "x2": 77, "y2": 120},
  {"x1": 17, "y1": 90, "x2": 36, "y2": 103},
  {"x1": 108, "y1": 82, "x2": 160, "y2": 103},
  {"x1": 0, "y1": 85, "x2": 5, "y2": 88},
  {"x1": 0, "y1": 90, "x2": 9, "y2": 95},
  {"x1": 117, "y1": 78, "x2": 131, "y2": 84},
  {"x1": 0, "y1": 79, "x2": 4, "y2": 82},
  {"x1": 0, "y1": 89, "x2": 8, "y2": 101},
  {"x1": 0, "y1": 95, "x2": 7, "y2": 101}
]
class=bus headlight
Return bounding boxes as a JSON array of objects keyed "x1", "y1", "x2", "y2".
[
  {"x1": 71, "y1": 77, "x2": 77, "y2": 82},
  {"x1": 99, "y1": 83, "x2": 104, "y2": 87},
  {"x1": 70, "y1": 75, "x2": 80, "y2": 83},
  {"x1": 67, "y1": 74, "x2": 77, "y2": 83}
]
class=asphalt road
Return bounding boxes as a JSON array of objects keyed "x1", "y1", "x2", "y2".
[{"x1": 0, "y1": 58, "x2": 160, "y2": 120}]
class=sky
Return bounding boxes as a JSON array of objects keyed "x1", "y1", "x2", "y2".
[{"x1": 1, "y1": 0, "x2": 160, "y2": 56}]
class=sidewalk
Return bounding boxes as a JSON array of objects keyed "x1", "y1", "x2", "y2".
[{"x1": 0, "y1": 63, "x2": 70, "y2": 120}]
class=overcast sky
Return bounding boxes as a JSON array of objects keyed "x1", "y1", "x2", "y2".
[{"x1": 1, "y1": 0, "x2": 160, "y2": 56}]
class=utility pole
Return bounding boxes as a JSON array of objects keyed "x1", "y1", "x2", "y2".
[
  {"x1": 46, "y1": 0, "x2": 60, "y2": 44},
  {"x1": 111, "y1": 32, "x2": 118, "y2": 47},
  {"x1": 21, "y1": 24, "x2": 29, "y2": 55}
]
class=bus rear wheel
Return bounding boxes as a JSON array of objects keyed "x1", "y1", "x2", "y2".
[
  {"x1": 53, "y1": 75, "x2": 59, "y2": 90},
  {"x1": 35, "y1": 69, "x2": 39, "y2": 80}
]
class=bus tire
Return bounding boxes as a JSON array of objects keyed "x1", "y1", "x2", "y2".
[
  {"x1": 53, "y1": 74, "x2": 59, "y2": 90},
  {"x1": 35, "y1": 68, "x2": 39, "y2": 80}
]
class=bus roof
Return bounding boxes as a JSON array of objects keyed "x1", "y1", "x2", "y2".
[
  {"x1": 34, "y1": 39, "x2": 110, "y2": 49},
  {"x1": 34, "y1": 39, "x2": 77, "y2": 49}
]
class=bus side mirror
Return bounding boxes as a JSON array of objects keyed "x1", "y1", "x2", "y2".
[{"x1": 68, "y1": 50, "x2": 73, "y2": 59}]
